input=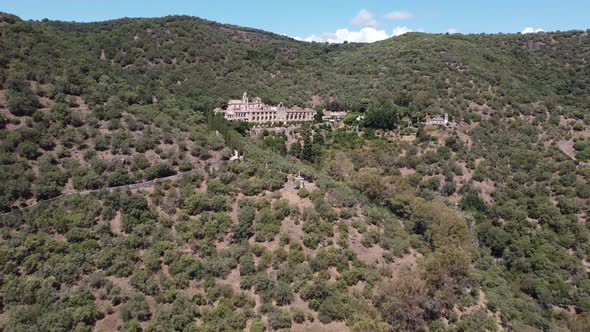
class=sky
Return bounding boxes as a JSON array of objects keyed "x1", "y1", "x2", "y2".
[{"x1": 1, "y1": 0, "x2": 589, "y2": 43}]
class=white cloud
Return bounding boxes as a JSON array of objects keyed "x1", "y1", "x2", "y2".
[
  {"x1": 522, "y1": 27, "x2": 544, "y2": 34},
  {"x1": 351, "y1": 9, "x2": 378, "y2": 27},
  {"x1": 447, "y1": 28, "x2": 458, "y2": 34},
  {"x1": 384, "y1": 11, "x2": 414, "y2": 20},
  {"x1": 295, "y1": 27, "x2": 389, "y2": 43},
  {"x1": 392, "y1": 26, "x2": 413, "y2": 36},
  {"x1": 294, "y1": 26, "x2": 413, "y2": 43}
]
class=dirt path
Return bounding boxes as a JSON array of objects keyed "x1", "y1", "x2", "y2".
[
  {"x1": 0, "y1": 162, "x2": 222, "y2": 217},
  {"x1": 230, "y1": 193, "x2": 243, "y2": 224}
]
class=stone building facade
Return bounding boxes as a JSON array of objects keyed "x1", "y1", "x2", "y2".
[
  {"x1": 214, "y1": 92, "x2": 315, "y2": 124},
  {"x1": 426, "y1": 113, "x2": 449, "y2": 126}
]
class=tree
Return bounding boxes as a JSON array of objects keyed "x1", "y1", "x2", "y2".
[
  {"x1": 364, "y1": 106, "x2": 398, "y2": 130},
  {"x1": 33, "y1": 170, "x2": 67, "y2": 199},
  {"x1": 314, "y1": 107, "x2": 324, "y2": 122},
  {"x1": 412, "y1": 199, "x2": 471, "y2": 249},
  {"x1": 394, "y1": 91, "x2": 413, "y2": 107},
  {"x1": 420, "y1": 247, "x2": 472, "y2": 313},
  {"x1": 302, "y1": 130, "x2": 313, "y2": 162},
  {"x1": 459, "y1": 191, "x2": 487, "y2": 213},
  {"x1": 375, "y1": 270, "x2": 428, "y2": 331},
  {"x1": 17, "y1": 141, "x2": 41, "y2": 160},
  {"x1": 6, "y1": 78, "x2": 39, "y2": 116},
  {"x1": 274, "y1": 282, "x2": 294, "y2": 305},
  {"x1": 289, "y1": 141, "x2": 302, "y2": 158},
  {"x1": 239, "y1": 253, "x2": 256, "y2": 275},
  {"x1": 349, "y1": 168, "x2": 391, "y2": 201},
  {"x1": 268, "y1": 309, "x2": 292, "y2": 330},
  {"x1": 329, "y1": 152, "x2": 354, "y2": 180},
  {"x1": 120, "y1": 295, "x2": 151, "y2": 322},
  {"x1": 144, "y1": 163, "x2": 176, "y2": 180}
]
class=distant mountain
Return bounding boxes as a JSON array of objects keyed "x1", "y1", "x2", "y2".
[{"x1": 2, "y1": 13, "x2": 589, "y2": 113}]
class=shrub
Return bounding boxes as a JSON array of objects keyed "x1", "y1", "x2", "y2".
[
  {"x1": 234, "y1": 205, "x2": 256, "y2": 242},
  {"x1": 32, "y1": 170, "x2": 67, "y2": 199},
  {"x1": 254, "y1": 207, "x2": 281, "y2": 242},
  {"x1": 293, "y1": 309, "x2": 306, "y2": 323},
  {"x1": 144, "y1": 163, "x2": 176, "y2": 180},
  {"x1": 7, "y1": 91, "x2": 39, "y2": 116},
  {"x1": 132, "y1": 155, "x2": 150, "y2": 170},
  {"x1": 267, "y1": 309, "x2": 292, "y2": 330},
  {"x1": 17, "y1": 141, "x2": 40, "y2": 159},
  {"x1": 297, "y1": 187, "x2": 309, "y2": 198},
  {"x1": 120, "y1": 295, "x2": 151, "y2": 322},
  {"x1": 274, "y1": 282, "x2": 294, "y2": 306},
  {"x1": 183, "y1": 193, "x2": 229, "y2": 214},
  {"x1": 250, "y1": 319, "x2": 265, "y2": 332}
]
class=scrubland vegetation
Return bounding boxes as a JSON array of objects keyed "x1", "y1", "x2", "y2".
[{"x1": 0, "y1": 11, "x2": 589, "y2": 331}]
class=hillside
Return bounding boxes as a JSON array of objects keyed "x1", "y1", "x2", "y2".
[{"x1": 0, "y1": 12, "x2": 590, "y2": 332}]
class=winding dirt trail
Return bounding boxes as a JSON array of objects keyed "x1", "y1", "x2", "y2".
[{"x1": 0, "y1": 160, "x2": 223, "y2": 217}]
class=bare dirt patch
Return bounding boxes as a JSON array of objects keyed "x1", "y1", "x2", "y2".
[
  {"x1": 474, "y1": 180, "x2": 496, "y2": 204},
  {"x1": 110, "y1": 211, "x2": 124, "y2": 236},
  {"x1": 248, "y1": 235, "x2": 281, "y2": 252},
  {"x1": 106, "y1": 276, "x2": 133, "y2": 293},
  {"x1": 215, "y1": 268, "x2": 241, "y2": 293},
  {"x1": 390, "y1": 249, "x2": 421, "y2": 272},
  {"x1": 93, "y1": 310, "x2": 121, "y2": 332},
  {"x1": 0, "y1": 108, "x2": 29, "y2": 130},
  {"x1": 38, "y1": 96, "x2": 55, "y2": 109},
  {"x1": 280, "y1": 175, "x2": 315, "y2": 214},
  {"x1": 349, "y1": 227, "x2": 384, "y2": 265},
  {"x1": 399, "y1": 167, "x2": 415, "y2": 177},
  {"x1": 400, "y1": 135, "x2": 416, "y2": 142},
  {"x1": 310, "y1": 95, "x2": 323, "y2": 106},
  {"x1": 50, "y1": 233, "x2": 67, "y2": 242},
  {"x1": 291, "y1": 294, "x2": 313, "y2": 313},
  {"x1": 71, "y1": 95, "x2": 91, "y2": 116},
  {"x1": 558, "y1": 140, "x2": 576, "y2": 160},
  {"x1": 281, "y1": 217, "x2": 304, "y2": 244},
  {"x1": 291, "y1": 321, "x2": 350, "y2": 332},
  {"x1": 457, "y1": 130, "x2": 473, "y2": 148}
]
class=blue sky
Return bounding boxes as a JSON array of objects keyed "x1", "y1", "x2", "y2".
[{"x1": 2, "y1": 0, "x2": 589, "y2": 42}]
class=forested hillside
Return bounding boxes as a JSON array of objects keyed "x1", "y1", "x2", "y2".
[{"x1": 0, "y1": 12, "x2": 589, "y2": 332}]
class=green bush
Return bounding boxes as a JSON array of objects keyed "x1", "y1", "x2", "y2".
[
  {"x1": 144, "y1": 163, "x2": 176, "y2": 180},
  {"x1": 120, "y1": 295, "x2": 151, "y2": 322},
  {"x1": 267, "y1": 308, "x2": 292, "y2": 330}
]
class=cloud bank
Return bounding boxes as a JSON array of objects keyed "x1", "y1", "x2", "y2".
[
  {"x1": 293, "y1": 9, "x2": 420, "y2": 43},
  {"x1": 295, "y1": 26, "x2": 413, "y2": 43},
  {"x1": 522, "y1": 27, "x2": 544, "y2": 34}
]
